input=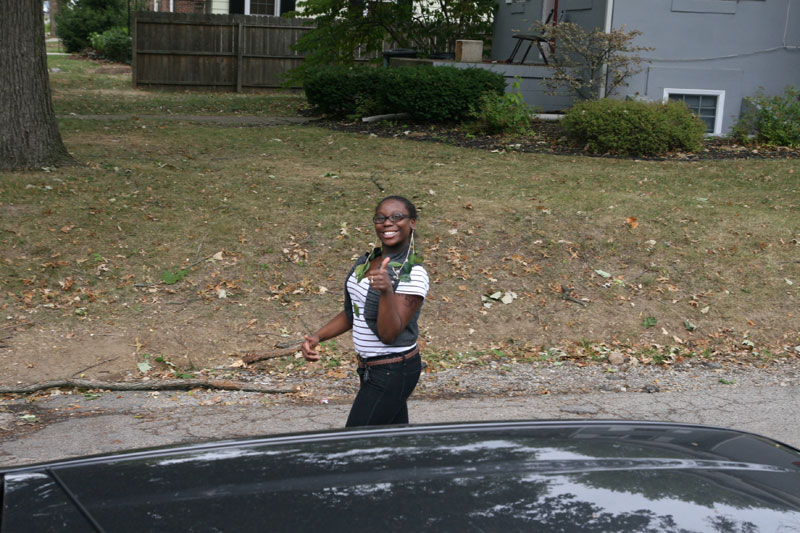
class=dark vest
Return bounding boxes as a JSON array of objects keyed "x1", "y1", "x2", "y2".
[{"x1": 343, "y1": 246, "x2": 423, "y2": 347}]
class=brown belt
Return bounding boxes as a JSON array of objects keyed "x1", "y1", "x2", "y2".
[{"x1": 357, "y1": 347, "x2": 419, "y2": 368}]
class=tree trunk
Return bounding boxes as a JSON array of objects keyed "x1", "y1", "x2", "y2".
[
  {"x1": 0, "y1": 0, "x2": 74, "y2": 170},
  {"x1": 49, "y1": 0, "x2": 60, "y2": 37}
]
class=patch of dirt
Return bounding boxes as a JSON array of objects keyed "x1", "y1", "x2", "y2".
[
  {"x1": 312, "y1": 117, "x2": 800, "y2": 161},
  {"x1": 92, "y1": 65, "x2": 132, "y2": 75}
]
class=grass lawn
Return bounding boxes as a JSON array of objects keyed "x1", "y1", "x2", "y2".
[
  {"x1": 0, "y1": 55, "x2": 797, "y2": 383},
  {"x1": 47, "y1": 55, "x2": 307, "y2": 116}
]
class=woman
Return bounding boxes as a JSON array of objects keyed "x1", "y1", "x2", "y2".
[{"x1": 301, "y1": 195, "x2": 429, "y2": 427}]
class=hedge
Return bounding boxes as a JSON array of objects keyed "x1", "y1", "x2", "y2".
[
  {"x1": 562, "y1": 99, "x2": 706, "y2": 156},
  {"x1": 304, "y1": 65, "x2": 505, "y2": 122}
]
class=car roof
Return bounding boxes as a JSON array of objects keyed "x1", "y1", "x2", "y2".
[{"x1": 3, "y1": 420, "x2": 800, "y2": 532}]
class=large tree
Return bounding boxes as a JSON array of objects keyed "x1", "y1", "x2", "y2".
[{"x1": 1, "y1": 0, "x2": 74, "y2": 171}]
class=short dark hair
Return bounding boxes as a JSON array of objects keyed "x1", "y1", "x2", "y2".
[{"x1": 376, "y1": 195, "x2": 417, "y2": 219}]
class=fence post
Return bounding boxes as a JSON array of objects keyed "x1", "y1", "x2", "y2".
[
  {"x1": 236, "y1": 20, "x2": 244, "y2": 93},
  {"x1": 131, "y1": 12, "x2": 138, "y2": 88}
]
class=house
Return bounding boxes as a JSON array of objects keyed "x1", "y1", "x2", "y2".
[
  {"x1": 147, "y1": 0, "x2": 296, "y2": 16},
  {"x1": 489, "y1": 0, "x2": 800, "y2": 134}
]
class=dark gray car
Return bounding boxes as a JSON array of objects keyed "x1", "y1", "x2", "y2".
[{"x1": 3, "y1": 420, "x2": 800, "y2": 531}]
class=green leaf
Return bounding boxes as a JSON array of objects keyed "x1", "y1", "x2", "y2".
[
  {"x1": 684, "y1": 320, "x2": 697, "y2": 331},
  {"x1": 137, "y1": 361, "x2": 152, "y2": 373},
  {"x1": 84, "y1": 393, "x2": 102, "y2": 400},
  {"x1": 719, "y1": 378, "x2": 735, "y2": 385},
  {"x1": 398, "y1": 274, "x2": 411, "y2": 282},
  {"x1": 595, "y1": 269, "x2": 612, "y2": 278},
  {"x1": 354, "y1": 262, "x2": 369, "y2": 283},
  {"x1": 353, "y1": 302, "x2": 360, "y2": 317},
  {"x1": 642, "y1": 316, "x2": 657, "y2": 328},
  {"x1": 161, "y1": 269, "x2": 187, "y2": 285},
  {"x1": 388, "y1": 261, "x2": 403, "y2": 268}
]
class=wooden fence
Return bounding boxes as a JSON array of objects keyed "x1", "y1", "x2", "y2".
[{"x1": 132, "y1": 12, "x2": 315, "y2": 91}]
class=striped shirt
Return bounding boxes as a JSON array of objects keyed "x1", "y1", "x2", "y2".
[{"x1": 347, "y1": 265, "x2": 429, "y2": 358}]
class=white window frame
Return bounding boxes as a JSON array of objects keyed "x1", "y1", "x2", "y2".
[
  {"x1": 244, "y1": 0, "x2": 280, "y2": 16},
  {"x1": 663, "y1": 88, "x2": 725, "y2": 136}
]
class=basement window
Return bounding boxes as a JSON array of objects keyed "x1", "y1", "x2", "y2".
[{"x1": 663, "y1": 88, "x2": 725, "y2": 135}]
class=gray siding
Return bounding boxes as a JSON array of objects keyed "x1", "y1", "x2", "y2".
[
  {"x1": 615, "y1": 0, "x2": 800, "y2": 133},
  {"x1": 491, "y1": 0, "x2": 800, "y2": 133}
]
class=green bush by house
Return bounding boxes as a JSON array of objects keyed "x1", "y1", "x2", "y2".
[
  {"x1": 732, "y1": 86, "x2": 800, "y2": 147},
  {"x1": 562, "y1": 99, "x2": 706, "y2": 156},
  {"x1": 304, "y1": 65, "x2": 505, "y2": 122},
  {"x1": 89, "y1": 27, "x2": 131, "y2": 64},
  {"x1": 304, "y1": 67, "x2": 386, "y2": 117},
  {"x1": 56, "y1": 0, "x2": 127, "y2": 53},
  {"x1": 470, "y1": 81, "x2": 536, "y2": 135}
]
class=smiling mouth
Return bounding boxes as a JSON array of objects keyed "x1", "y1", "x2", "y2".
[{"x1": 382, "y1": 231, "x2": 398, "y2": 238}]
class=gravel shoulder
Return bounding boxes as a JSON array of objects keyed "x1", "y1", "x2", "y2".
[
  {"x1": 2, "y1": 359, "x2": 799, "y2": 466},
  {"x1": 265, "y1": 357, "x2": 800, "y2": 402}
]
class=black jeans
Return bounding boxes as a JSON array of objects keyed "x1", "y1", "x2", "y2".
[{"x1": 345, "y1": 353, "x2": 422, "y2": 427}]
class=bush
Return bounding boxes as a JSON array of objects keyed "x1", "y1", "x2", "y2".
[
  {"x1": 384, "y1": 66, "x2": 505, "y2": 122},
  {"x1": 89, "y1": 27, "x2": 132, "y2": 63},
  {"x1": 562, "y1": 99, "x2": 706, "y2": 156},
  {"x1": 304, "y1": 65, "x2": 505, "y2": 122},
  {"x1": 470, "y1": 81, "x2": 535, "y2": 135},
  {"x1": 732, "y1": 86, "x2": 800, "y2": 147},
  {"x1": 56, "y1": 0, "x2": 126, "y2": 54},
  {"x1": 304, "y1": 66, "x2": 389, "y2": 117}
]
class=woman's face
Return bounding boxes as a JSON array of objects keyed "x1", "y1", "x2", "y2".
[{"x1": 374, "y1": 199, "x2": 416, "y2": 249}]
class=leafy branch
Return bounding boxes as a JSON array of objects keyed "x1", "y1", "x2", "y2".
[{"x1": 534, "y1": 22, "x2": 653, "y2": 100}]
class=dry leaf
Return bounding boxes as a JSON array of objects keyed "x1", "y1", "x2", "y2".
[{"x1": 626, "y1": 217, "x2": 639, "y2": 230}]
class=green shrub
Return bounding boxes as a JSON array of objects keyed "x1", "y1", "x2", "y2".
[
  {"x1": 470, "y1": 81, "x2": 535, "y2": 135},
  {"x1": 303, "y1": 65, "x2": 505, "y2": 122},
  {"x1": 732, "y1": 86, "x2": 800, "y2": 147},
  {"x1": 304, "y1": 66, "x2": 389, "y2": 117},
  {"x1": 383, "y1": 66, "x2": 505, "y2": 122},
  {"x1": 562, "y1": 99, "x2": 706, "y2": 156},
  {"x1": 55, "y1": 0, "x2": 126, "y2": 53},
  {"x1": 89, "y1": 27, "x2": 131, "y2": 63}
]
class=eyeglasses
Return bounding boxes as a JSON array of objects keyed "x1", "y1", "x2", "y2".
[{"x1": 372, "y1": 213, "x2": 411, "y2": 224}]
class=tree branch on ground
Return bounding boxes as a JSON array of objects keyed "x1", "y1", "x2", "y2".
[{"x1": 0, "y1": 379, "x2": 295, "y2": 395}]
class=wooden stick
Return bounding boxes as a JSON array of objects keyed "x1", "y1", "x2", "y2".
[
  {"x1": 241, "y1": 344, "x2": 302, "y2": 364},
  {"x1": 0, "y1": 378, "x2": 294, "y2": 395},
  {"x1": 561, "y1": 284, "x2": 588, "y2": 306}
]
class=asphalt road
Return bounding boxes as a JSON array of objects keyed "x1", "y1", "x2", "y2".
[{"x1": 1, "y1": 382, "x2": 798, "y2": 466}]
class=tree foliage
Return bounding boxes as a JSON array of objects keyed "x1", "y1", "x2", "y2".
[
  {"x1": 55, "y1": 0, "x2": 127, "y2": 53},
  {"x1": 534, "y1": 22, "x2": 653, "y2": 101},
  {"x1": 288, "y1": 0, "x2": 496, "y2": 80}
]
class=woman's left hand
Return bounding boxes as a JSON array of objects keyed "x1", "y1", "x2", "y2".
[{"x1": 368, "y1": 257, "x2": 393, "y2": 294}]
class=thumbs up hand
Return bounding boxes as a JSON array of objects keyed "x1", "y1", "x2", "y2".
[{"x1": 367, "y1": 257, "x2": 393, "y2": 294}]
